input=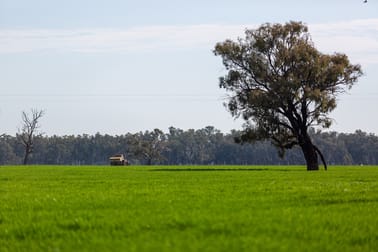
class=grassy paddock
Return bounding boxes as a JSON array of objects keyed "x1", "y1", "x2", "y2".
[{"x1": 0, "y1": 165, "x2": 377, "y2": 251}]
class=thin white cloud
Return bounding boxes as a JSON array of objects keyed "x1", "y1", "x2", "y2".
[
  {"x1": 310, "y1": 19, "x2": 378, "y2": 64},
  {"x1": 1, "y1": 19, "x2": 377, "y2": 64},
  {"x1": 0, "y1": 25, "x2": 247, "y2": 54}
]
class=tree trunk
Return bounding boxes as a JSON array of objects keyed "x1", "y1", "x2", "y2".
[
  {"x1": 314, "y1": 145, "x2": 328, "y2": 171},
  {"x1": 23, "y1": 151, "x2": 29, "y2": 165},
  {"x1": 23, "y1": 144, "x2": 31, "y2": 165},
  {"x1": 299, "y1": 134, "x2": 319, "y2": 171}
]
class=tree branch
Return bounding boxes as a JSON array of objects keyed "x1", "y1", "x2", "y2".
[{"x1": 313, "y1": 144, "x2": 327, "y2": 171}]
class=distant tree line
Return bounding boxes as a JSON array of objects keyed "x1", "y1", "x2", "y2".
[{"x1": 0, "y1": 127, "x2": 377, "y2": 166}]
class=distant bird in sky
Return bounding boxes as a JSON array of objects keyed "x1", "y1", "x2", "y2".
[{"x1": 363, "y1": 0, "x2": 367, "y2": 3}]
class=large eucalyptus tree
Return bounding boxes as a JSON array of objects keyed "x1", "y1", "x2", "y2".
[{"x1": 214, "y1": 21, "x2": 362, "y2": 170}]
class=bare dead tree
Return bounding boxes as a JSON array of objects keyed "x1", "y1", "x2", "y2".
[{"x1": 17, "y1": 109, "x2": 45, "y2": 165}]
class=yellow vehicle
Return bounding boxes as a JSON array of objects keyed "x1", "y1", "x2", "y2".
[{"x1": 109, "y1": 154, "x2": 128, "y2": 166}]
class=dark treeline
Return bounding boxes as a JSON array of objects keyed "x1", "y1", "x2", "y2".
[{"x1": 0, "y1": 127, "x2": 377, "y2": 165}]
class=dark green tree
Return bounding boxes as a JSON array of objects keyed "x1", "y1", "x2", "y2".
[
  {"x1": 129, "y1": 129, "x2": 167, "y2": 165},
  {"x1": 0, "y1": 134, "x2": 19, "y2": 164},
  {"x1": 214, "y1": 21, "x2": 362, "y2": 170}
]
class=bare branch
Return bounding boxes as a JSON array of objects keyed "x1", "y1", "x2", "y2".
[{"x1": 17, "y1": 109, "x2": 45, "y2": 165}]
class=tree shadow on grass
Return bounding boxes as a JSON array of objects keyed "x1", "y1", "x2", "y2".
[
  {"x1": 149, "y1": 168, "x2": 299, "y2": 172},
  {"x1": 316, "y1": 198, "x2": 378, "y2": 206}
]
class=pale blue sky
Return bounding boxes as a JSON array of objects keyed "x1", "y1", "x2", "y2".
[{"x1": 0, "y1": 0, "x2": 377, "y2": 135}]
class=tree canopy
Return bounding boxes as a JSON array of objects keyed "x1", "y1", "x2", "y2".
[{"x1": 214, "y1": 21, "x2": 362, "y2": 170}]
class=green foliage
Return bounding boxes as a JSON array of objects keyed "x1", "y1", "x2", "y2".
[
  {"x1": 1, "y1": 165, "x2": 377, "y2": 251},
  {"x1": 214, "y1": 21, "x2": 362, "y2": 131},
  {"x1": 214, "y1": 21, "x2": 363, "y2": 170},
  {"x1": 127, "y1": 129, "x2": 168, "y2": 165}
]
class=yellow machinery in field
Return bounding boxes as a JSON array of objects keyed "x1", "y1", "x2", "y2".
[{"x1": 109, "y1": 154, "x2": 129, "y2": 166}]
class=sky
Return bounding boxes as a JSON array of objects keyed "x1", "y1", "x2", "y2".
[{"x1": 0, "y1": 0, "x2": 377, "y2": 135}]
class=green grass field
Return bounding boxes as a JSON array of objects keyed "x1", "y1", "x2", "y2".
[{"x1": 1, "y1": 165, "x2": 377, "y2": 252}]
